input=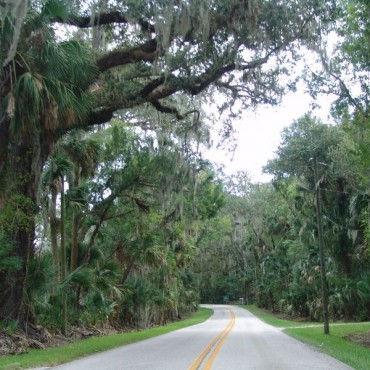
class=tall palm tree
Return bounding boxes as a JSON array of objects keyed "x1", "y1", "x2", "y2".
[
  {"x1": 0, "y1": 4, "x2": 98, "y2": 324},
  {"x1": 41, "y1": 150, "x2": 74, "y2": 333},
  {"x1": 59, "y1": 130, "x2": 101, "y2": 272},
  {"x1": 41, "y1": 153, "x2": 74, "y2": 270}
]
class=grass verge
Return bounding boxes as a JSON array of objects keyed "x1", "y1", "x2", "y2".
[
  {"x1": 242, "y1": 304, "x2": 370, "y2": 370},
  {"x1": 0, "y1": 308, "x2": 212, "y2": 370},
  {"x1": 285, "y1": 324, "x2": 370, "y2": 370},
  {"x1": 240, "y1": 305, "x2": 318, "y2": 328}
]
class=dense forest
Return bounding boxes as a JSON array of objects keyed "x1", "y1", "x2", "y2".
[{"x1": 0, "y1": 0, "x2": 370, "y2": 344}]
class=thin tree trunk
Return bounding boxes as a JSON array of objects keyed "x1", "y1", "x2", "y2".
[
  {"x1": 312, "y1": 156, "x2": 329, "y2": 335},
  {"x1": 50, "y1": 185, "x2": 59, "y2": 272},
  {"x1": 60, "y1": 176, "x2": 67, "y2": 334},
  {"x1": 70, "y1": 171, "x2": 80, "y2": 272},
  {"x1": 83, "y1": 193, "x2": 117, "y2": 264},
  {"x1": 70, "y1": 213, "x2": 79, "y2": 272}
]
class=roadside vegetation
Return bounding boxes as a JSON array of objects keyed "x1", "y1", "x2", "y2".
[
  {"x1": 2, "y1": 1, "x2": 370, "y2": 365},
  {"x1": 243, "y1": 305, "x2": 370, "y2": 370},
  {"x1": 240, "y1": 305, "x2": 319, "y2": 328},
  {"x1": 0, "y1": 308, "x2": 212, "y2": 370},
  {"x1": 197, "y1": 111, "x2": 370, "y2": 326}
]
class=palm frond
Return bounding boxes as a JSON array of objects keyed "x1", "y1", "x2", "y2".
[
  {"x1": 14, "y1": 72, "x2": 42, "y2": 118},
  {"x1": 43, "y1": 78, "x2": 90, "y2": 127},
  {"x1": 44, "y1": 151, "x2": 75, "y2": 181},
  {"x1": 41, "y1": 40, "x2": 98, "y2": 89},
  {"x1": 66, "y1": 184, "x2": 89, "y2": 209}
]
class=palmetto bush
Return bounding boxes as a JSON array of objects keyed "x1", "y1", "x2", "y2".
[
  {"x1": 356, "y1": 271, "x2": 370, "y2": 321},
  {"x1": 328, "y1": 276, "x2": 358, "y2": 321},
  {"x1": 25, "y1": 252, "x2": 57, "y2": 328},
  {"x1": 28, "y1": 244, "x2": 125, "y2": 329}
]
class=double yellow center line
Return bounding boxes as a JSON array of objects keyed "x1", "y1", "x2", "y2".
[{"x1": 188, "y1": 308, "x2": 236, "y2": 370}]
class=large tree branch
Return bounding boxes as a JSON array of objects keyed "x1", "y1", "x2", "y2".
[
  {"x1": 81, "y1": 25, "x2": 306, "y2": 128},
  {"x1": 97, "y1": 39, "x2": 157, "y2": 72},
  {"x1": 85, "y1": 60, "x2": 260, "y2": 127},
  {"x1": 149, "y1": 100, "x2": 199, "y2": 121},
  {"x1": 83, "y1": 76, "x2": 166, "y2": 127},
  {"x1": 51, "y1": 11, "x2": 155, "y2": 33},
  {"x1": 149, "y1": 100, "x2": 184, "y2": 120},
  {"x1": 146, "y1": 53, "x2": 271, "y2": 100}
]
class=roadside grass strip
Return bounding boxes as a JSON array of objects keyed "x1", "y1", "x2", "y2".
[
  {"x1": 240, "y1": 304, "x2": 319, "y2": 328},
  {"x1": 241, "y1": 304, "x2": 370, "y2": 370},
  {"x1": 0, "y1": 308, "x2": 213, "y2": 370},
  {"x1": 188, "y1": 308, "x2": 236, "y2": 370},
  {"x1": 286, "y1": 324, "x2": 370, "y2": 370}
]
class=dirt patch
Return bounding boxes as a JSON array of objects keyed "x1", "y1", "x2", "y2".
[{"x1": 344, "y1": 331, "x2": 370, "y2": 348}]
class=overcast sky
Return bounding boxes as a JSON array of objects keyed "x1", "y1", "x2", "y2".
[{"x1": 206, "y1": 88, "x2": 334, "y2": 183}]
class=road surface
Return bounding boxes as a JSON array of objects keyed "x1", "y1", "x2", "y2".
[{"x1": 49, "y1": 305, "x2": 353, "y2": 370}]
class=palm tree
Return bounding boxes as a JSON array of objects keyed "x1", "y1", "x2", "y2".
[
  {"x1": 41, "y1": 150, "x2": 74, "y2": 333},
  {"x1": 0, "y1": 6, "x2": 98, "y2": 324},
  {"x1": 41, "y1": 154, "x2": 73, "y2": 270},
  {"x1": 59, "y1": 130, "x2": 101, "y2": 272}
]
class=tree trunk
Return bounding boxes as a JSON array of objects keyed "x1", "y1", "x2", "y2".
[
  {"x1": 0, "y1": 115, "x2": 51, "y2": 327},
  {"x1": 115, "y1": 240, "x2": 135, "y2": 284},
  {"x1": 0, "y1": 225, "x2": 34, "y2": 325},
  {"x1": 0, "y1": 140, "x2": 42, "y2": 326},
  {"x1": 60, "y1": 177, "x2": 67, "y2": 334},
  {"x1": 50, "y1": 185, "x2": 59, "y2": 272},
  {"x1": 312, "y1": 156, "x2": 329, "y2": 335},
  {"x1": 70, "y1": 170, "x2": 80, "y2": 272},
  {"x1": 70, "y1": 212, "x2": 79, "y2": 272}
]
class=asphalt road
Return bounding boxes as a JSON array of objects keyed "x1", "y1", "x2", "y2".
[{"x1": 48, "y1": 305, "x2": 353, "y2": 370}]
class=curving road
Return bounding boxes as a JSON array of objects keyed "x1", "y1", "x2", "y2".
[{"x1": 50, "y1": 305, "x2": 353, "y2": 370}]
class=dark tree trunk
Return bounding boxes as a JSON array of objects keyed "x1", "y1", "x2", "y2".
[
  {"x1": 336, "y1": 177, "x2": 352, "y2": 275},
  {"x1": 116, "y1": 240, "x2": 135, "y2": 284},
  {"x1": 0, "y1": 145, "x2": 38, "y2": 324},
  {"x1": 0, "y1": 117, "x2": 52, "y2": 327},
  {"x1": 0, "y1": 226, "x2": 34, "y2": 325}
]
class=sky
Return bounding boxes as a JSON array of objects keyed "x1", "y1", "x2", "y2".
[{"x1": 206, "y1": 88, "x2": 334, "y2": 183}]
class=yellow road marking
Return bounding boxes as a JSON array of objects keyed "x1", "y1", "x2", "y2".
[
  {"x1": 204, "y1": 309, "x2": 236, "y2": 369},
  {"x1": 188, "y1": 308, "x2": 236, "y2": 370}
]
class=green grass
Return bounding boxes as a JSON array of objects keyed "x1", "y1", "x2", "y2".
[
  {"x1": 0, "y1": 308, "x2": 212, "y2": 370},
  {"x1": 241, "y1": 304, "x2": 370, "y2": 370},
  {"x1": 240, "y1": 304, "x2": 318, "y2": 328}
]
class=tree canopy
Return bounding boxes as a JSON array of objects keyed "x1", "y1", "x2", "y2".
[{"x1": 3, "y1": 0, "x2": 370, "y2": 346}]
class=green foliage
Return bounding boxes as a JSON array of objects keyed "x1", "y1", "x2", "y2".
[
  {"x1": 0, "y1": 319, "x2": 18, "y2": 335},
  {"x1": 30, "y1": 119, "x2": 225, "y2": 329},
  {"x1": 286, "y1": 323, "x2": 370, "y2": 370},
  {"x1": 26, "y1": 252, "x2": 60, "y2": 329},
  {"x1": 9, "y1": 28, "x2": 98, "y2": 137},
  {"x1": 356, "y1": 272, "x2": 370, "y2": 318},
  {"x1": 245, "y1": 305, "x2": 370, "y2": 370},
  {"x1": 0, "y1": 308, "x2": 212, "y2": 369},
  {"x1": 0, "y1": 231, "x2": 21, "y2": 274},
  {"x1": 0, "y1": 194, "x2": 35, "y2": 233},
  {"x1": 199, "y1": 110, "x2": 370, "y2": 324},
  {"x1": 264, "y1": 113, "x2": 343, "y2": 180},
  {"x1": 242, "y1": 305, "x2": 317, "y2": 328},
  {"x1": 0, "y1": 0, "x2": 354, "y2": 332}
]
